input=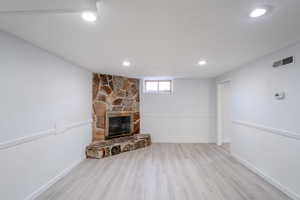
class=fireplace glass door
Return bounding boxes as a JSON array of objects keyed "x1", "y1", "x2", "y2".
[{"x1": 108, "y1": 116, "x2": 131, "y2": 138}]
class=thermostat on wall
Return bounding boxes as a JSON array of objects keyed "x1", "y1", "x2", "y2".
[{"x1": 274, "y1": 92, "x2": 285, "y2": 100}]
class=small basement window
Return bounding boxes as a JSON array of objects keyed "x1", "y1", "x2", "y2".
[{"x1": 144, "y1": 80, "x2": 172, "y2": 94}]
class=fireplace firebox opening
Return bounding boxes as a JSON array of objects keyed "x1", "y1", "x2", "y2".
[{"x1": 105, "y1": 112, "x2": 133, "y2": 139}]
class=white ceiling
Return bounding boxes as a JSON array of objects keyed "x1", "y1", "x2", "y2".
[{"x1": 0, "y1": 0, "x2": 300, "y2": 78}]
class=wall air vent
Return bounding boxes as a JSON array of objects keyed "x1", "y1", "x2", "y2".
[{"x1": 272, "y1": 56, "x2": 294, "y2": 68}]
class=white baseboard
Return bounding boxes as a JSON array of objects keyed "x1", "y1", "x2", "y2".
[
  {"x1": 24, "y1": 157, "x2": 85, "y2": 200},
  {"x1": 232, "y1": 153, "x2": 300, "y2": 200}
]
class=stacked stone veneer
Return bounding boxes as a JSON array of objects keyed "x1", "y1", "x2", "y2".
[
  {"x1": 86, "y1": 134, "x2": 151, "y2": 159},
  {"x1": 92, "y1": 73, "x2": 140, "y2": 141}
]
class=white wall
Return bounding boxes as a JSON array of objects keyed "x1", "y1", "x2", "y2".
[
  {"x1": 217, "y1": 43, "x2": 300, "y2": 200},
  {"x1": 140, "y1": 79, "x2": 216, "y2": 143},
  {"x1": 0, "y1": 31, "x2": 92, "y2": 200},
  {"x1": 220, "y1": 81, "x2": 232, "y2": 143}
]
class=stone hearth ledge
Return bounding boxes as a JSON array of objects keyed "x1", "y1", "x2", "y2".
[{"x1": 86, "y1": 134, "x2": 151, "y2": 159}]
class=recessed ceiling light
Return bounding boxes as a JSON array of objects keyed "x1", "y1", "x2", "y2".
[
  {"x1": 198, "y1": 60, "x2": 207, "y2": 66},
  {"x1": 81, "y1": 11, "x2": 97, "y2": 22},
  {"x1": 122, "y1": 60, "x2": 131, "y2": 67},
  {"x1": 250, "y1": 8, "x2": 267, "y2": 18}
]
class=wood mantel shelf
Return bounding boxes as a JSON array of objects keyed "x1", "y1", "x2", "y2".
[{"x1": 86, "y1": 134, "x2": 151, "y2": 159}]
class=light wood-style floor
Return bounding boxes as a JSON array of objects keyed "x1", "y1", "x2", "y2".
[
  {"x1": 37, "y1": 144, "x2": 291, "y2": 200},
  {"x1": 220, "y1": 143, "x2": 231, "y2": 154}
]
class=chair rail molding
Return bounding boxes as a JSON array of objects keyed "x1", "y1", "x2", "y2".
[
  {"x1": 0, "y1": 119, "x2": 92, "y2": 150},
  {"x1": 232, "y1": 120, "x2": 300, "y2": 140}
]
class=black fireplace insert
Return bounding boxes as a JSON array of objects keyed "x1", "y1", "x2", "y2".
[{"x1": 107, "y1": 116, "x2": 131, "y2": 139}]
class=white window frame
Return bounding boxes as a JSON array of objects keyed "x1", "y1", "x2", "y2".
[{"x1": 144, "y1": 80, "x2": 173, "y2": 94}]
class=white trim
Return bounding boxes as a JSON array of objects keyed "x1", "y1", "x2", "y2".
[
  {"x1": 217, "y1": 80, "x2": 232, "y2": 146},
  {"x1": 217, "y1": 84, "x2": 223, "y2": 145},
  {"x1": 0, "y1": 129, "x2": 56, "y2": 150},
  {"x1": 232, "y1": 120, "x2": 300, "y2": 140},
  {"x1": 55, "y1": 119, "x2": 93, "y2": 135},
  {"x1": 232, "y1": 153, "x2": 300, "y2": 200},
  {"x1": 0, "y1": 119, "x2": 92, "y2": 150},
  {"x1": 24, "y1": 157, "x2": 85, "y2": 200}
]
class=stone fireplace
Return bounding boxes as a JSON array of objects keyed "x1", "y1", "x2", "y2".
[
  {"x1": 87, "y1": 73, "x2": 151, "y2": 159},
  {"x1": 92, "y1": 73, "x2": 140, "y2": 141},
  {"x1": 105, "y1": 112, "x2": 133, "y2": 139}
]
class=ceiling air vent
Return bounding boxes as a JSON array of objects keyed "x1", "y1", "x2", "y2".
[{"x1": 272, "y1": 56, "x2": 294, "y2": 68}]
